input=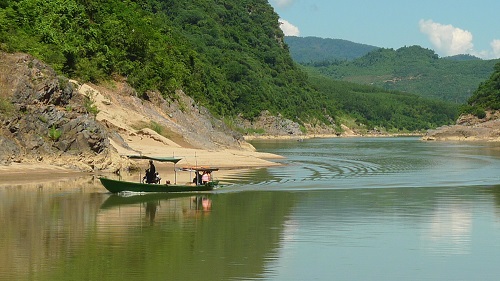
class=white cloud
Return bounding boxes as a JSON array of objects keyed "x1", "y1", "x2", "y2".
[
  {"x1": 279, "y1": 19, "x2": 300, "y2": 36},
  {"x1": 271, "y1": 0, "x2": 295, "y2": 9},
  {"x1": 491, "y1": 40, "x2": 500, "y2": 59},
  {"x1": 419, "y1": 19, "x2": 473, "y2": 56}
]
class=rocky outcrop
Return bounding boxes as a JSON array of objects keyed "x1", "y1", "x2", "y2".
[
  {"x1": 237, "y1": 110, "x2": 339, "y2": 137},
  {"x1": 0, "y1": 51, "x2": 255, "y2": 172},
  {"x1": 423, "y1": 111, "x2": 500, "y2": 141},
  {"x1": 0, "y1": 52, "x2": 126, "y2": 171}
]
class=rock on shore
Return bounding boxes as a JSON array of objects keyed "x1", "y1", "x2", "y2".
[{"x1": 422, "y1": 111, "x2": 500, "y2": 141}]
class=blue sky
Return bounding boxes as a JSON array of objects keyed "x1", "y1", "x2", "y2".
[{"x1": 268, "y1": 0, "x2": 500, "y2": 59}]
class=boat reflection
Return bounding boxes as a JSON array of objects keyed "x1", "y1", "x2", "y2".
[{"x1": 99, "y1": 193, "x2": 214, "y2": 226}]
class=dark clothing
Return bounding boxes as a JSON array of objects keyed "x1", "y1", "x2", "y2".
[
  {"x1": 145, "y1": 162, "x2": 157, "y2": 184},
  {"x1": 193, "y1": 172, "x2": 202, "y2": 185}
]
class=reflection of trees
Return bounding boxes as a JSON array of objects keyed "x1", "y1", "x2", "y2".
[
  {"x1": 293, "y1": 187, "x2": 490, "y2": 256},
  {"x1": 0, "y1": 177, "x2": 107, "y2": 280},
  {"x1": 482, "y1": 184, "x2": 500, "y2": 213},
  {"x1": 5, "y1": 182, "x2": 498, "y2": 280},
  {"x1": 485, "y1": 185, "x2": 500, "y2": 203},
  {"x1": 8, "y1": 190, "x2": 296, "y2": 280}
]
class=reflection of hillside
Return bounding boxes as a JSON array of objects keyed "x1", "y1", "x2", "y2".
[
  {"x1": 482, "y1": 185, "x2": 500, "y2": 219},
  {"x1": 0, "y1": 175, "x2": 102, "y2": 190},
  {"x1": 88, "y1": 192, "x2": 297, "y2": 280},
  {"x1": 286, "y1": 187, "x2": 491, "y2": 256},
  {"x1": 0, "y1": 187, "x2": 107, "y2": 280}
]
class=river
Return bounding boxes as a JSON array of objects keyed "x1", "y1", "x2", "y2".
[{"x1": 1, "y1": 137, "x2": 500, "y2": 281}]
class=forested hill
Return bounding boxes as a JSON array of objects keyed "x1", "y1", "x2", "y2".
[
  {"x1": 284, "y1": 36, "x2": 379, "y2": 63},
  {"x1": 0, "y1": 0, "x2": 318, "y2": 120},
  {"x1": 302, "y1": 45, "x2": 500, "y2": 103},
  {"x1": 1, "y1": 0, "x2": 459, "y2": 133},
  {"x1": 462, "y1": 62, "x2": 500, "y2": 117}
]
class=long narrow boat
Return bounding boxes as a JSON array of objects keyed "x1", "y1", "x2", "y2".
[
  {"x1": 99, "y1": 177, "x2": 217, "y2": 193},
  {"x1": 99, "y1": 155, "x2": 219, "y2": 193}
]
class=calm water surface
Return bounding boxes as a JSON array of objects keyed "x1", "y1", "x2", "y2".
[{"x1": 2, "y1": 137, "x2": 500, "y2": 281}]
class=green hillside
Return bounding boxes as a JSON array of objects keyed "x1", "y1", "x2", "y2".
[
  {"x1": 284, "y1": 36, "x2": 378, "y2": 63},
  {"x1": 461, "y1": 62, "x2": 500, "y2": 117},
  {"x1": 0, "y1": 0, "x2": 319, "y2": 120},
  {"x1": 0, "y1": 0, "x2": 459, "y2": 132},
  {"x1": 302, "y1": 45, "x2": 499, "y2": 103},
  {"x1": 306, "y1": 70, "x2": 458, "y2": 132}
]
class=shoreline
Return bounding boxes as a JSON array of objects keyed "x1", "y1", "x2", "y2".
[
  {"x1": 0, "y1": 146, "x2": 284, "y2": 186},
  {"x1": 0, "y1": 163, "x2": 90, "y2": 186},
  {"x1": 3, "y1": 132, "x2": 497, "y2": 186},
  {"x1": 243, "y1": 133, "x2": 424, "y2": 141}
]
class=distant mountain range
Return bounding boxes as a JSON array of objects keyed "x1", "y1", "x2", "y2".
[
  {"x1": 285, "y1": 36, "x2": 498, "y2": 103},
  {"x1": 284, "y1": 36, "x2": 379, "y2": 63}
]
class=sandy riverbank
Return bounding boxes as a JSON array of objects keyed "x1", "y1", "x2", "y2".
[{"x1": 0, "y1": 145, "x2": 284, "y2": 186}]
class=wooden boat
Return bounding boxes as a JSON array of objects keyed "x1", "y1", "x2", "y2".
[
  {"x1": 99, "y1": 155, "x2": 219, "y2": 193},
  {"x1": 99, "y1": 177, "x2": 217, "y2": 193}
]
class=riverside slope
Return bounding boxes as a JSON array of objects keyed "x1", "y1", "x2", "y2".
[{"x1": 0, "y1": 52, "x2": 282, "y2": 179}]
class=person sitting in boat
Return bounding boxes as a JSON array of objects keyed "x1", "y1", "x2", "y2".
[
  {"x1": 193, "y1": 171, "x2": 202, "y2": 185},
  {"x1": 145, "y1": 160, "x2": 160, "y2": 184},
  {"x1": 201, "y1": 171, "x2": 211, "y2": 184}
]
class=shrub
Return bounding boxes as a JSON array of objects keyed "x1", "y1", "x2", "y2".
[
  {"x1": 84, "y1": 90, "x2": 99, "y2": 117},
  {"x1": 149, "y1": 121, "x2": 163, "y2": 135},
  {"x1": 48, "y1": 125, "x2": 62, "y2": 141}
]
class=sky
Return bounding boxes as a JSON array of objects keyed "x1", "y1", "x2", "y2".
[{"x1": 268, "y1": 0, "x2": 500, "y2": 59}]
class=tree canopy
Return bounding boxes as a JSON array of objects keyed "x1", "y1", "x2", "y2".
[
  {"x1": 301, "y1": 45, "x2": 499, "y2": 104},
  {"x1": 461, "y1": 62, "x2": 500, "y2": 117},
  {"x1": 0, "y1": 0, "x2": 461, "y2": 132},
  {"x1": 0, "y1": 0, "x2": 319, "y2": 120},
  {"x1": 284, "y1": 36, "x2": 378, "y2": 63}
]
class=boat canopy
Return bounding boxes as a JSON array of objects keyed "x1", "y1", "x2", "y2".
[
  {"x1": 126, "y1": 155, "x2": 182, "y2": 164},
  {"x1": 180, "y1": 166, "x2": 219, "y2": 172}
]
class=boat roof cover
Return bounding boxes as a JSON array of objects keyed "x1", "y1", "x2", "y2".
[
  {"x1": 180, "y1": 166, "x2": 219, "y2": 172},
  {"x1": 127, "y1": 155, "x2": 182, "y2": 164}
]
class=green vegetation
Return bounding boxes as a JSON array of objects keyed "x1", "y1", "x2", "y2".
[
  {"x1": 0, "y1": 0, "x2": 463, "y2": 132},
  {"x1": 284, "y1": 36, "x2": 379, "y2": 63},
  {"x1": 308, "y1": 73, "x2": 458, "y2": 131},
  {"x1": 48, "y1": 125, "x2": 62, "y2": 141},
  {"x1": 461, "y1": 62, "x2": 500, "y2": 117},
  {"x1": 0, "y1": 97, "x2": 14, "y2": 116},
  {"x1": 301, "y1": 45, "x2": 499, "y2": 103},
  {"x1": 0, "y1": 0, "x2": 316, "y2": 121},
  {"x1": 83, "y1": 90, "x2": 99, "y2": 117},
  {"x1": 132, "y1": 120, "x2": 179, "y2": 140},
  {"x1": 149, "y1": 121, "x2": 163, "y2": 135}
]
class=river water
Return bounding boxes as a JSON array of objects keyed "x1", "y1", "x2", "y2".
[{"x1": 1, "y1": 137, "x2": 500, "y2": 281}]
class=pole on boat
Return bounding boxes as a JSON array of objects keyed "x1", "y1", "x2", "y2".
[
  {"x1": 174, "y1": 162, "x2": 177, "y2": 184},
  {"x1": 173, "y1": 152, "x2": 177, "y2": 185}
]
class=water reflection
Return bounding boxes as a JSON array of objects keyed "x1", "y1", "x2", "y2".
[
  {"x1": 99, "y1": 193, "x2": 213, "y2": 226},
  {"x1": 272, "y1": 186, "x2": 500, "y2": 281},
  {"x1": 2, "y1": 138, "x2": 500, "y2": 281},
  {"x1": 422, "y1": 199, "x2": 472, "y2": 255},
  {"x1": 3, "y1": 182, "x2": 500, "y2": 280},
  {"x1": 244, "y1": 138, "x2": 500, "y2": 189},
  {"x1": 0, "y1": 183, "x2": 106, "y2": 281}
]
